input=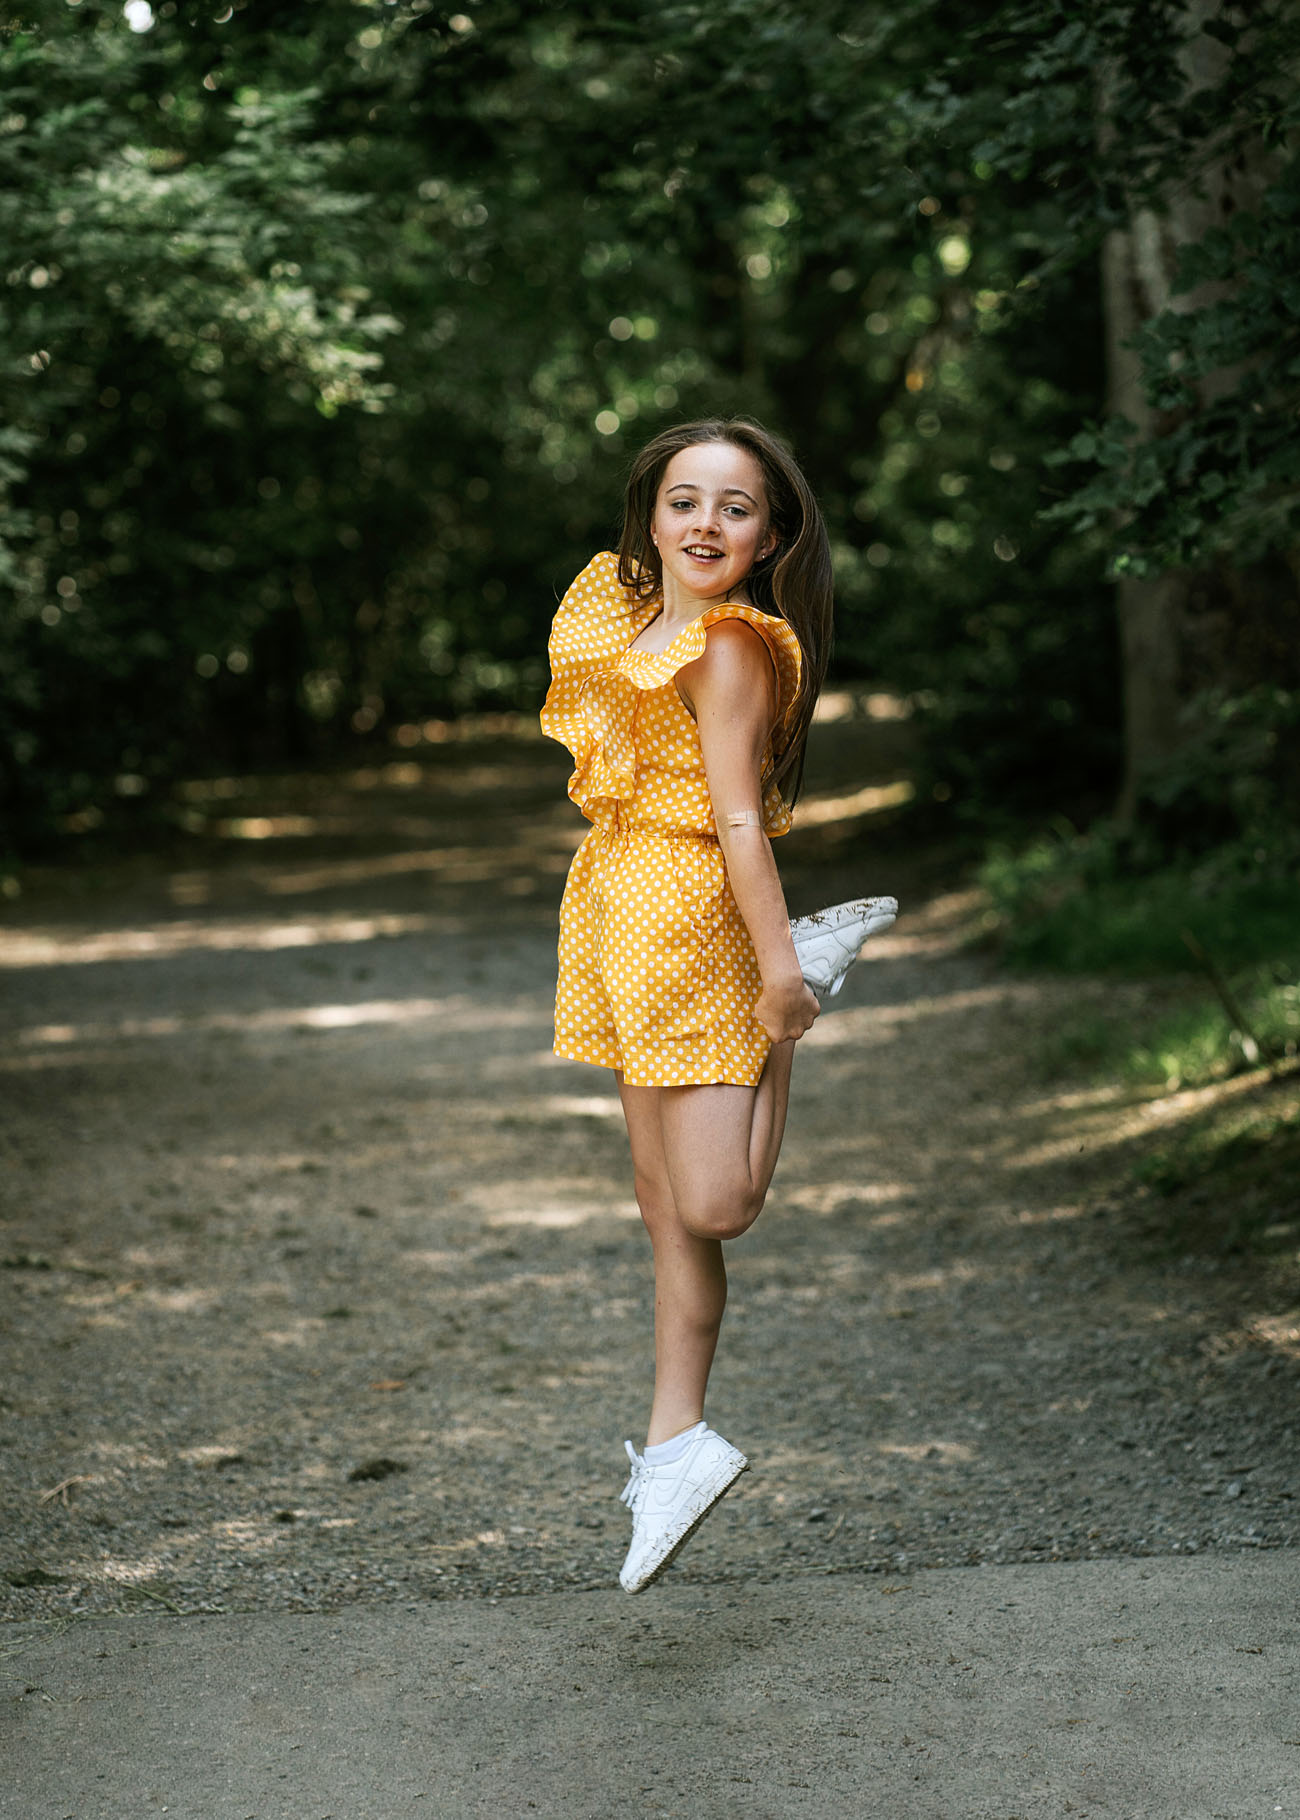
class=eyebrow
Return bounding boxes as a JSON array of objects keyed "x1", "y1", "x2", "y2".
[{"x1": 665, "y1": 483, "x2": 760, "y2": 505}]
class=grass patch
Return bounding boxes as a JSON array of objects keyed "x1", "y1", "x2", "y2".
[
  {"x1": 1036, "y1": 966, "x2": 1298, "y2": 1093},
  {"x1": 1129, "y1": 969, "x2": 1299, "y2": 1090},
  {"x1": 1129, "y1": 1090, "x2": 1300, "y2": 1259},
  {"x1": 980, "y1": 836, "x2": 1297, "y2": 976},
  {"x1": 984, "y1": 830, "x2": 1299, "y2": 1090},
  {"x1": 1037, "y1": 1009, "x2": 1133, "y2": 1080},
  {"x1": 986, "y1": 826, "x2": 1300, "y2": 1250}
]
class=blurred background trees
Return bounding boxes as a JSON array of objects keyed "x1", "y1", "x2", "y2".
[{"x1": 2, "y1": 0, "x2": 1297, "y2": 861}]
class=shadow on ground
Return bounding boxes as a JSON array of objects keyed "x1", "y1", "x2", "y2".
[{"x1": 2, "y1": 711, "x2": 1297, "y2": 1619}]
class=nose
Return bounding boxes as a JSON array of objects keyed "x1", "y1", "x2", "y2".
[{"x1": 692, "y1": 497, "x2": 720, "y2": 535}]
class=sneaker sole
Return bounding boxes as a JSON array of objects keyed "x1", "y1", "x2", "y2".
[
  {"x1": 791, "y1": 898, "x2": 899, "y2": 997},
  {"x1": 790, "y1": 896, "x2": 898, "y2": 941},
  {"x1": 620, "y1": 1457, "x2": 749, "y2": 1595}
]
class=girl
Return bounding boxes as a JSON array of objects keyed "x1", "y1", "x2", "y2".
[{"x1": 541, "y1": 417, "x2": 895, "y2": 1593}]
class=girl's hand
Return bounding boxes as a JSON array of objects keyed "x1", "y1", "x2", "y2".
[{"x1": 754, "y1": 975, "x2": 820, "y2": 1044}]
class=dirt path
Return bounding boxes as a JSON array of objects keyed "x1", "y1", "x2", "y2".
[{"x1": 2, "y1": 715, "x2": 1297, "y2": 1619}]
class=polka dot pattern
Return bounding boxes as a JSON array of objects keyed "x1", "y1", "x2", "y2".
[{"x1": 540, "y1": 551, "x2": 803, "y2": 1088}]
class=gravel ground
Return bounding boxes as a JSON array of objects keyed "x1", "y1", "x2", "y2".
[{"x1": 2, "y1": 713, "x2": 1297, "y2": 1620}]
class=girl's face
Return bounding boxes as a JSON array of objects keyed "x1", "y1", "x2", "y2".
[{"x1": 650, "y1": 441, "x2": 776, "y2": 606}]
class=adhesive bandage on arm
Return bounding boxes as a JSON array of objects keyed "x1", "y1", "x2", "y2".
[{"x1": 724, "y1": 810, "x2": 763, "y2": 829}]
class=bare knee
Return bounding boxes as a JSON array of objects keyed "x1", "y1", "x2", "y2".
[
  {"x1": 679, "y1": 1185, "x2": 765, "y2": 1243},
  {"x1": 633, "y1": 1170, "x2": 677, "y2": 1237},
  {"x1": 635, "y1": 1169, "x2": 763, "y2": 1244}
]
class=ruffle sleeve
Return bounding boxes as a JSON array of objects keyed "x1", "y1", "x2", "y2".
[
  {"x1": 540, "y1": 551, "x2": 803, "y2": 834},
  {"x1": 539, "y1": 550, "x2": 638, "y2": 783}
]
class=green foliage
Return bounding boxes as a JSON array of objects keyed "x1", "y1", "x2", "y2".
[
  {"x1": 984, "y1": 679, "x2": 1298, "y2": 1120},
  {"x1": 1043, "y1": 175, "x2": 1300, "y2": 573},
  {"x1": 1134, "y1": 686, "x2": 1300, "y2": 861},
  {"x1": 1137, "y1": 1103, "x2": 1300, "y2": 1201},
  {"x1": 1127, "y1": 974, "x2": 1299, "y2": 1087},
  {"x1": 1, "y1": 0, "x2": 1295, "y2": 848},
  {"x1": 983, "y1": 681, "x2": 1300, "y2": 977},
  {"x1": 0, "y1": 0, "x2": 1108, "y2": 845},
  {"x1": 970, "y1": 2, "x2": 1300, "y2": 576},
  {"x1": 995, "y1": 851, "x2": 1298, "y2": 976},
  {"x1": 1039, "y1": 973, "x2": 1300, "y2": 1094},
  {"x1": 1, "y1": 1, "x2": 407, "y2": 835},
  {"x1": 1131, "y1": 1097, "x2": 1300, "y2": 1259},
  {"x1": 982, "y1": 833, "x2": 1299, "y2": 976}
]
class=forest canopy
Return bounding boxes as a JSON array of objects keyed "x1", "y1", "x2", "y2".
[{"x1": 2, "y1": 0, "x2": 1297, "y2": 853}]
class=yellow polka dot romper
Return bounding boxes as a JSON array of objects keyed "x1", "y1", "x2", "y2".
[{"x1": 540, "y1": 551, "x2": 802, "y2": 1088}]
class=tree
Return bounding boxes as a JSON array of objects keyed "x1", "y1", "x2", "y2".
[
  {"x1": 5, "y1": 0, "x2": 1294, "y2": 859},
  {"x1": 975, "y1": 1, "x2": 1300, "y2": 830}
]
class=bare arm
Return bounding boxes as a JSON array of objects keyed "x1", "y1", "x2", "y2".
[{"x1": 677, "y1": 621, "x2": 818, "y2": 1045}]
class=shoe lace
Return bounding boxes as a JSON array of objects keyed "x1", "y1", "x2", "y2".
[{"x1": 619, "y1": 1440, "x2": 647, "y2": 1514}]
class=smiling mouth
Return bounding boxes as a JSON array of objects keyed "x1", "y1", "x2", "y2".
[{"x1": 683, "y1": 545, "x2": 724, "y2": 560}]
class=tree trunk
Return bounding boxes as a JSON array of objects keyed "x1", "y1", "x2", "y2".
[
  {"x1": 1102, "y1": 1, "x2": 1280, "y2": 824},
  {"x1": 1100, "y1": 214, "x2": 1189, "y2": 823}
]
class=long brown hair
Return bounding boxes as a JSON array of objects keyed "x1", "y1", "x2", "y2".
[{"x1": 616, "y1": 417, "x2": 832, "y2": 807}]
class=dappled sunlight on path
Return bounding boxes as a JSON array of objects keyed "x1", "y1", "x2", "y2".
[
  {"x1": 1, "y1": 726, "x2": 1296, "y2": 1617},
  {"x1": 0, "y1": 910, "x2": 443, "y2": 968}
]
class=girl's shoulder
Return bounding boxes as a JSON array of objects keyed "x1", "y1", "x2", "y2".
[
  {"x1": 621, "y1": 602, "x2": 801, "y2": 735},
  {"x1": 695, "y1": 602, "x2": 802, "y2": 714},
  {"x1": 699, "y1": 600, "x2": 801, "y2": 684}
]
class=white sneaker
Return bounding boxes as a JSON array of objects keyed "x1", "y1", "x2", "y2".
[
  {"x1": 618, "y1": 1427, "x2": 748, "y2": 1594},
  {"x1": 789, "y1": 896, "x2": 898, "y2": 999}
]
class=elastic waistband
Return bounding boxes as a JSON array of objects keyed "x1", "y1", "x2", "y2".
[{"x1": 591, "y1": 816, "x2": 717, "y2": 845}]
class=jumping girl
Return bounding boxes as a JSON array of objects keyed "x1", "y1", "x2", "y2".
[{"x1": 540, "y1": 417, "x2": 896, "y2": 1593}]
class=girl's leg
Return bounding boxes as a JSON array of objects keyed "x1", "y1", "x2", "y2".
[
  {"x1": 617, "y1": 1040, "x2": 796, "y2": 1442},
  {"x1": 659, "y1": 1039, "x2": 796, "y2": 1243},
  {"x1": 618, "y1": 1079, "x2": 728, "y2": 1445}
]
